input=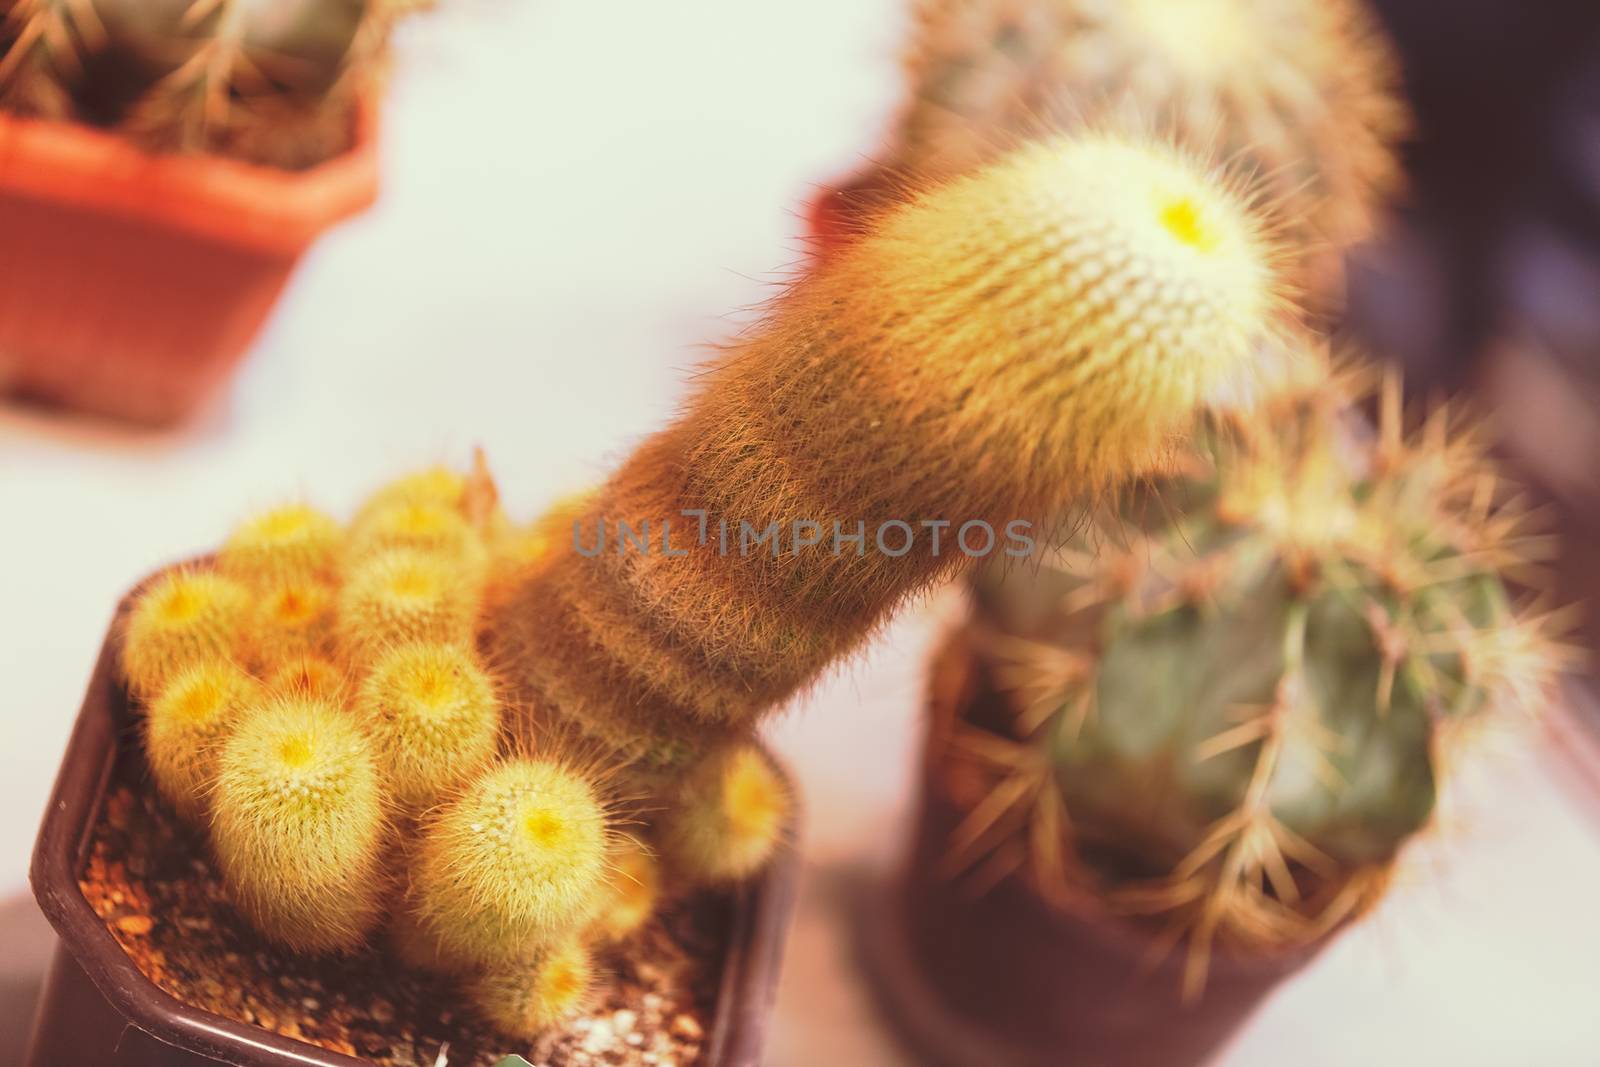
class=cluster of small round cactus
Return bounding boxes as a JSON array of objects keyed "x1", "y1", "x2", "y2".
[
  {"x1": 944, "y1": 368, "x2": 1571, "y2": 994},
  {"x1": 121, "y1": 459, "x2": 792, "y2": 1040}
]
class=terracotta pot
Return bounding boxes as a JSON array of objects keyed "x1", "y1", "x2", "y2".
[
  {"x1": 24, "y1": 578, "x2": 801, "y2": 1066},
  {"x1": 860, "y1": 633, "x2": 1332, "y2": 1067},
  {"x1": 0, "y1": 105, "x2": 379, "y2": 425}
]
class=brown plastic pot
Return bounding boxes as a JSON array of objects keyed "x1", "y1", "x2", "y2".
[
  {"x1": 0, "y1": 104, "x2": 379, "y2": 425},
  {"x1": 24, "y1": 582, "x2": 801, "y2": 1067},
  {"x1": 859, "y1": 632, "x2": 1333, "y2": 1067}
]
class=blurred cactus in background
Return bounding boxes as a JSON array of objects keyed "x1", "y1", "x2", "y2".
[
  {"x1": 0, "y1": 0, "x2": 415, "y2": 167},
  {"x1": 946, "y1": 368, "x2": 1573, "y2": 994},
  {"x1": 117, "y1": 456, "x2": 794, "y2": 1041},
  {"x1": 817, "y1": 0, "x2": 1406, "y2": 313}
]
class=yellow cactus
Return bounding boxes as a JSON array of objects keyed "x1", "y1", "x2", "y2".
[
  {"x1": 122, "y1": 567, "x2": 252, "y2": 698},
  {"x1": 211, "y1": 695, "x2": 389, "y2": 953},
  {"x1": 590, "y1": 833, "x2": 661, "y2": 942},
  {"x1": 356, "y1": 466, "x2": 469, "y2": 523},
  {"x1": 412, "y1": 758, "x2": 609, "y2": 967},
  {"x1": 143, "y1": 660, "x2": 261, "y2": 825},
  {"x1": 217, "y1": 504, "x2": 343, "y2": 586},
  {"x1": 349, "y1": 499, "x2": 488, "y2": 572},
  {"x1": 356, "y1": 643, "x2": 502, "y2": 812},
  {"x1": 247, "y1": 580, "x2": 337, "y2": 673},
  {"x1": 487, "y1": 132, "x2": 1280, "y2": 761},
  {"x1": 265, "y1": 655, "x2": 352, "y2": 704},
  {"x1": 470, "y1": 938, "x2": 596, "y2": 1039},
  {"x1": 662, "y1": 745, "x2": 789, "y2": 884},
  {"x1": 873, "y1": 0, "x2": 1405, "y2": 308},
  {"x1": 337, "y1": 548, "x2": 479, "y2": 664}
]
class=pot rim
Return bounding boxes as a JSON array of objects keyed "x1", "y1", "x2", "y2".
[
  {"x1": 28, "y1": 568, "x2": 801, "y2": 1067},
  {"x1": 0, "y1": 96, "x2": 380, "y2": 257}
]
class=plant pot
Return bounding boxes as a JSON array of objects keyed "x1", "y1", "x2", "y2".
[
  {"x1": 0, "y1": 103, "x2": 380, "y2": 425},
  {"x1": 24, "y1": 576, "x2": 801, "y2": 1066},
  {"x1": 858, "y1": 630, "x2": 1331, "y2": 1067}
]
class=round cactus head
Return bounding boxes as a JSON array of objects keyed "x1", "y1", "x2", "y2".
[
  {"x1": 219, "y1": 504, "x2": 343, "y2": 586},
  {"x1": 210, "y1": 693, "x2": 389, "y2": 953},
  {"x1": 412, "y1": 757, "x2": 610, "y2": 967},
  {"x1": 663, "y1": 744, "x2": 790, "y2": 885},
  {"x1": 122, "y1": 567, "x2": 252, "y2": 698},
  {"x1": 963, "y1": 369, "x2": 1569, "y2": 991},
  {"x1": 470, "y1": 938, "x2": 596, "y2": 1040},
  {"x1": 356, "y1": 642, "x2": 503, "y2": 812},
  {"x1": 143, "y1": 659, "x2": 261, "y2": 825},
  {"x1": 337, "y1": 548, "x2": 479, "y2": 662}
]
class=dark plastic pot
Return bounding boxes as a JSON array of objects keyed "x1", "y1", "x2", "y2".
[
  {"x1": 859, "y1": 633, "x2": 1333, "y2": 1067},
  {"x1": 24, "y1": 586, "x2": 801, "y2": 1067}
]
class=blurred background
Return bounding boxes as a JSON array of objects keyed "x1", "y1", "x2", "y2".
[{"x1": 3, "y1": 1, "x2": 1600, "y2": 1064}]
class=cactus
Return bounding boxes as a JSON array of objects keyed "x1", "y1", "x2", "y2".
[
  {"x1": 144, "y1": 659, "x2": 260, "y2": 825},
  {"x1": 485, "y1": 131, "x2": 1281, "y2": 772},
  {"x1": 470, "y1": 938, "x2": 597, "y2": 1040},
  {"x1": 349, "y1": 498, "x2": 488, "y2": 574},
  {"x1": 265, "y1": 654, "x2": 350, "y2": 702},
  {"x1": 950, "y1": 371, "x2": 1571, "y2": 994},
  {"x1": 829, "y1": 0, "x2": 1404, "y2": 309},
  {"x1": 662, "y1": 744, "x2": 790, "y2": 885},
  {"x1": 410, "y1": 757, "x2": 610, "y2": 967},
  {"x1": 0, "y1": 0, "x2": 417, "y2": 168},
  {"x1": 211, "y1": 693, "x2": 389, "y2": 953},
  {"x1": 247, "y1": 579, "x2": 337, "y2": 673},
  {"x1": 590, "y1": 833, "x2": 661, "y2": 942},
  {"x1": 356, "y1": 642, "x2": 502, "y2": 812},
  {"x1": 337, "y1": 547, "x2": 479, "y2": 663},
  {"x1": 219, "y1": 504, "x2": 343, "y2": 586},
  {"x1": 122, "y1": 566, "x2": 252, "y2": 698}
]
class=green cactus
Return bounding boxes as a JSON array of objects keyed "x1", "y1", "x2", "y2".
[
  {"x1": 951, "y1": 371, "x2": 1570, "y2": 994},
  {"x1": 0, "y1": 0, "x2": 409, "y2": 168}
]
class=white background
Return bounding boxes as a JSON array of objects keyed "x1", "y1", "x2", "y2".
[{"x1": 2, "y1": 2, "x2": 1598, "y2": 1064}]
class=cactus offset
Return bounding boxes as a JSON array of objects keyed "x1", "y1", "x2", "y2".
[
  {"x1": 337, "y1": 547, "x2": 479, "y2": 663},
  {"x1": 662, "y1": 744, "x2": 790, "y2": 885},
  {"x1": 411, "y1": 757, "x2": 610, "y2": 967},
  {"x1": 219, "y1": 504, "x2": 343, "y2": 586},
  {"x1": 590, "y1": 833, "x2": 661, "y2": 943},
  {"x1": 486, "y1": 132, "x2": 1280, "y2": 770},
  {"x1": 952, "y1": 370, "x2": 1571, "y2": 994},
  {"x1": 357, "y1": 642, "x2": 501, "y2": 812},
  {"x1": 248, "y1": 579, "x2": 337, "y2": 673},
  {"x1": 832, "y1": 0, "x2": 1404, "y2": 309},
  {"x1": 470, "y1": 938, "x2": 597, "y2": 1040},
  {"x1": 143, "y1": 659, "x2": 260, "y2": 825},
  {"x1": 211, "y1": 693, "x2": 389, "y2": 953},
  {"x1": 122, "y1": 566, "x2": 252, "y2": 698}
]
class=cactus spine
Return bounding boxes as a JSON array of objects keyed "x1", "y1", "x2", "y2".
[
  {"x1": 485, "y1": 131, "x2": 1280, "y2": 770},
  {"x1": 950, "y1": 371, "x2": 1570, "y2": 994},
  {"x1": 211, "y1": 693, "x2": 388, "y2": 953},
  {"x1": 838, "y1": 0, "x2": 1404, "y2": 309}
]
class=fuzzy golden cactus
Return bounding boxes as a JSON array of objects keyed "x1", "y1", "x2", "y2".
[
  {"x1": 144, "y1": 660, "x2": 261, "y2": 825},
  {"x1": 337, "y1": 548, "x2": 479, "y2": 663},
  {"x1": 219, "y1": 504, "x2": 344, "y2": 587},
  {"x1": 470, "y1": 939, "x2": 597, "y2": 1040},
  {"x1": 122, "y1": 567, "x2": 253, "y2": 698},
  {"x1": 247, "y1": 580, "x2": 337, "y2": 673},
  {"x1": 486, "y1": 132, "x2": 1280, "y2": 771},
  {"x1": 357, "y1": 642, "x2": 502, "y2": 812},
  {"x1": 211, "y1": 694, "x2": 389, "y2": 954},
  {"x1": 410, "y1": 758, "x2": 610, "y2": 967},
  {"x1": 590, "y1": 833, "x2": 661, "y2": 943},
  {"x1": 821, "y1": 0, "x2": 1404, "y2": 310},
  {"x1": 662, "y1": 744, "x2": 790, "y2": 885}
]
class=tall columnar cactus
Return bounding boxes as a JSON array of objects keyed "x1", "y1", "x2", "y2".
[
  {"x1": 950, "y1": 372, "x2": 1570, "y2": 994},
  {"x1": 485, "y1": 131, "x2": 1282, "y2": 778},
  {"x1": 823, "y1": 0, "x2": 1404, "y2": 310},
  {"x1": 0, "y1": 0, "x2": 402, "y2": 168}
]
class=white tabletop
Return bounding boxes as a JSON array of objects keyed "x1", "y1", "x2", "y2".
[{"x1": 2, "y1": 3, "x2": 1598, "y2": 1064}]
